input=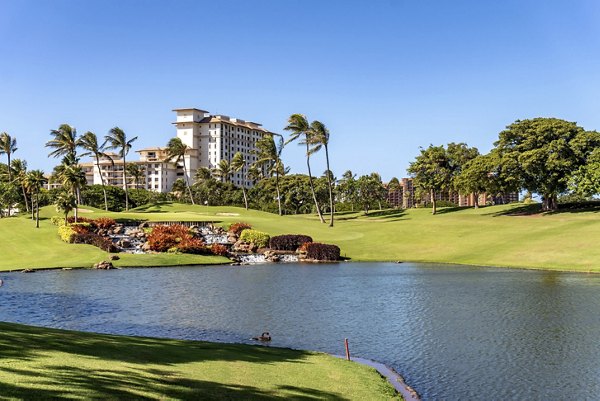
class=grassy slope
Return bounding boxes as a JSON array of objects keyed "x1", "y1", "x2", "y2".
[
  {"x1": 0, "y1": 322, "x2": 398, "y2": 401},
  {"x1": 2, "y1": 202, "x2": 600, "y2": 271}
]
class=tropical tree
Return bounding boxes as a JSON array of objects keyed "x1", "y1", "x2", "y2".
[
  {"x1": 337, "y1": 170, "x2": 358, "y2": 211},
  {"x1": 126, "y1": 163, "x2": 146, "y2": 190},
  {"x1": 25, "y1": 170, "x2": 46, "y2": 228},
  {"x1": 0, "y1": 132, "x2": 18, "y2": 216},
  {"x1": 54, "y1": 163, "x2": 86, "y2": 221},
  {"x1": 104, "y1": 127, "x2": 138, "y2": 211},
  {"x1": 454, "y1": 154, "x2": 496, "y2": 208},
  {"x1": 253, "y1": 133, "x2": 285, "y2": 216},
  {"x1": 55, "y1": 190, "x2": 77, "y2": 225},
  {"x1": 164, "y1": 137, "x2": 195, "y2": 204},
  {"x1": 407, "y1": 145, "x2": 452, "y2": 215},
  {"x1": 284, "y1": 114, "x2": 325, "y2": 223},
  {"x1": 309, "y1": 120, "x2": 334, "y2": 226},
  {"x1": 493, "y1": 118, "x2": 600, "y2": 211},
  {"x1": 231, "y1": 152, "x2": 249, "y2": 209},
  {"x1": 0, "y1": 182, "x2": 19, "y2": 218},
  {"x1": 78, "y1": 131, "x2": 113, "y2": 211},
  {"x1": 356, "y1": 173, "x2": 387, "y2": 215},
  {"x1": 214, "y1": 159, "x2": 231, "y2": 183},
  {"x1": 0, "y1": 132, "x2": 17, "y2": 182},
  {"x1": 46, "y1": 124, "x2": 78, "y2": 161},
  {"x1": 10, "y1": 159, "x2": 30, "y2": 212}
]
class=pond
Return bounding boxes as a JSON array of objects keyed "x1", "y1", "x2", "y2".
[{"x1": 1, "y1": 262, "x2": 600, "y2": 400}]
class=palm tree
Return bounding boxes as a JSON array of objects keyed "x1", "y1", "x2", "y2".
[
  {"x1": 55, "y1": 190, "x2": 77, "y2": 225},
  {"x1": 214, "y1": 159, "x2": 231, "y2": 183},
  {"x1": 309, "y1": 120, "x2": 334, "y2": 227},
  {"x1": 78, "y1": 131, "x2": 113, "y2": 211},
  {"x1": 126, "y1": 163, "x2": 146, "y2": 190},
  {"x1": 11, "y1": 159, "x2": 29, "y2": 213},
  {"x1": 25, "y1": 170, "x2": 46, "y2": 228},
  {"x1": 55, "y1": 163, "x2": 86, "y2": 222},
  {"x1": 253, "y1": 133, "x2": 285, "y2": 216},
  {"x1": 164, "y1": 137, "x2": 195, "y2": 204},
  {"x1": 0, "y1": 132, "x2": 17, "y2": 182},
  {"x1": 231, "y1": 152, "x2": 249, "y2": 209},
  {"x1": 0, "y1": 132, "x2": 18, "y2": 217},
  {"x1": 284, "y1": 114, "x2": 325, "y2": 223},
  {"x1": 46, "y1": 124, "x2": 78, "y2": 162},
  {"x1": 104, "y1": 127, "x2": 137, "y2": 211}
]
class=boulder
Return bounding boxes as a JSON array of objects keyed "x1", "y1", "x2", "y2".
[
  {"x1": 138, "y1": 222, "x2": 149, "y2": 229},
  {"x1": 93, "y1": 261, "x2": 114, "y2": 269},
  {"x1": 118, "y1": 239, "x2": 131, "y2": 248},
  {"x1": 109, "y1": 255, "x2": 120, "y2": 261},
  {"x1": 21, "y1": 269, "x2": 35, "y2": 273},
  {"x1": 142, "y1": 242, "x2": 152, "y2": 252}
]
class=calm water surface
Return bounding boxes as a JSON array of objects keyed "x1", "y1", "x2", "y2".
[{"x1": 1, "y1": 262, "x2": 600, "y2": 400}]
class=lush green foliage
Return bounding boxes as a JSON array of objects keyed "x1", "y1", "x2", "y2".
[
  {"x1": 493, "y1": 118, "x2": 600, "y2": 211},
  {"x1": 305, "y1": 242, "x2": 341, "y2": 261},
  {"x1": 269, "y1": 234, "x2": 313, "y2": 251},
  {"x1": 239, "y1": 229, "x2": 270, "y2": 248},
  {"x1": 58, "y1": 224, "x2": 76, "y2": 243}
]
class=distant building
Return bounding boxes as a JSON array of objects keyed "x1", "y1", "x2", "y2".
[
  {"x1": 78, "y1": 107, "x2": 274, "y2": 193},
  {"x1": 389, "y1": 177, "x2": 519, "y2": 208}
]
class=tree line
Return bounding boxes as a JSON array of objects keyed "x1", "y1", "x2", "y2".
[{"x1": 408, "y1": 117, "x2": 600, "y2": 214}]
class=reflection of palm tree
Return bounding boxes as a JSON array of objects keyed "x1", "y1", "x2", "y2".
[
  {"x1": 79, "y1": 131, "x2": 113, "y2": 211},
  {"x1": 253, "y1": 134, "x2": 285, "y2": 216},
  {"x1": 104, "y1": 127, "x2": 137, "y2": 211},
  {"x1": 165, "y1": 137, "x2": 194, "y2": 204},
  {"x1": 25, "y1": 170, "x2": 46, "y2": 228},
  {"x1": 231, "y1": 152, "x2": 248, "y2": 209},
  {"x1": 285, "y1": 114, "x2": 325, "y2": 223},
  {"x1": 309, "y1": 121, "x2": 334, "y2": 227}
]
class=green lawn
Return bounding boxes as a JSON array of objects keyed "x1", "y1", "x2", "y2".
[
  {"x1": 0, "y1": 322, "x2": 399, "y2": 400},
  {"x1": 3, "y1": 202, "x2": 600, "y2": 272}
]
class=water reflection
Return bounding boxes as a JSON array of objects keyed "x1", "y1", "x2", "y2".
[{"x1": 1, "y1": 263, "x2": 600, "y2": 400}]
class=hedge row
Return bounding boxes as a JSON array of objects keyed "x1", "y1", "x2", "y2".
[
  {"x1": 305, "y1": 243, "x2": 340, "y2": 261},
  {"x1": 269, "y1": 234, "x2": 313, "y2": 251}
]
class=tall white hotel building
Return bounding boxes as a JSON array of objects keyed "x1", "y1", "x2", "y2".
[{"x1": 80, "y1": 108, "x2": 274, "y2": 192}]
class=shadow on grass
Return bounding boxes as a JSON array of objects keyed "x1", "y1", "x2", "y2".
[
  {"x1": 487, "y1": 202, "x2": 600, "y2": 217},
  {"x1": 0, "y1": 322, "x2": 349, "y2": 400}
]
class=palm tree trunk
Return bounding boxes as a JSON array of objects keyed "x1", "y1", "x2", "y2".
[
  {"x1": 181, "y1": 157, "x2": 195, "y2": 205},
  {"x1": 35, "y1": 191, "x2": 40, "y2": 228},
  {"x1": 431, "y1": 189, "x2": 437, "y2": 215},
  {"x1": 275, "y1": 170, "x2": 282, "y2": 216},
  {"x1": 123, "y1": 155, "x2": 129, "y2": 211},
  {"x1": 7, "y1": 153, "x2": 11, "y2": 217},
  {"x1": 98, "y1": 160, "x2": 109, "y2": 211},
  {"x1": 242, "y1": 186, "x2": 248, "y2": 210},
  {"x1": 21, "y1": 184, "x2": 29, "y2": 212},
  {"x1": 306, "y1": 144, "x2": 325, "y2": 223},
  {"x1": 324, "y1": 144, "x2": 334, "y2": 227}
]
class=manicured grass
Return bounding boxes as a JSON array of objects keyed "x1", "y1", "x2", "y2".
[
  {"x1": 0, "y1": 322, "x2": 399, "y2": 400},
  {"x1": 3, "y1": 201, "x2": 600, "y2": 271}
]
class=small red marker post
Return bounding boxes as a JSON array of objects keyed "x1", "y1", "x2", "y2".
[{"x1": 344, "y1": 338, "x2": 351, "y2": 361}]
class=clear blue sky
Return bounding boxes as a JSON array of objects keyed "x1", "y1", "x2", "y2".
[{"x1": 1, "y1": 0, "x2": 600, "y2": 181}]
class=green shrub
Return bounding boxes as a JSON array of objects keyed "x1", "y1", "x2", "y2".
[
  {"x1": 239, "y1": 229, "x2": 270, "y2": 248},
  {"x1": 58, "y1": 225, "x2": 76, "y2": 243},
  {"x1": 50, "y1": 216, "x2": 64, "y2": 226}
]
